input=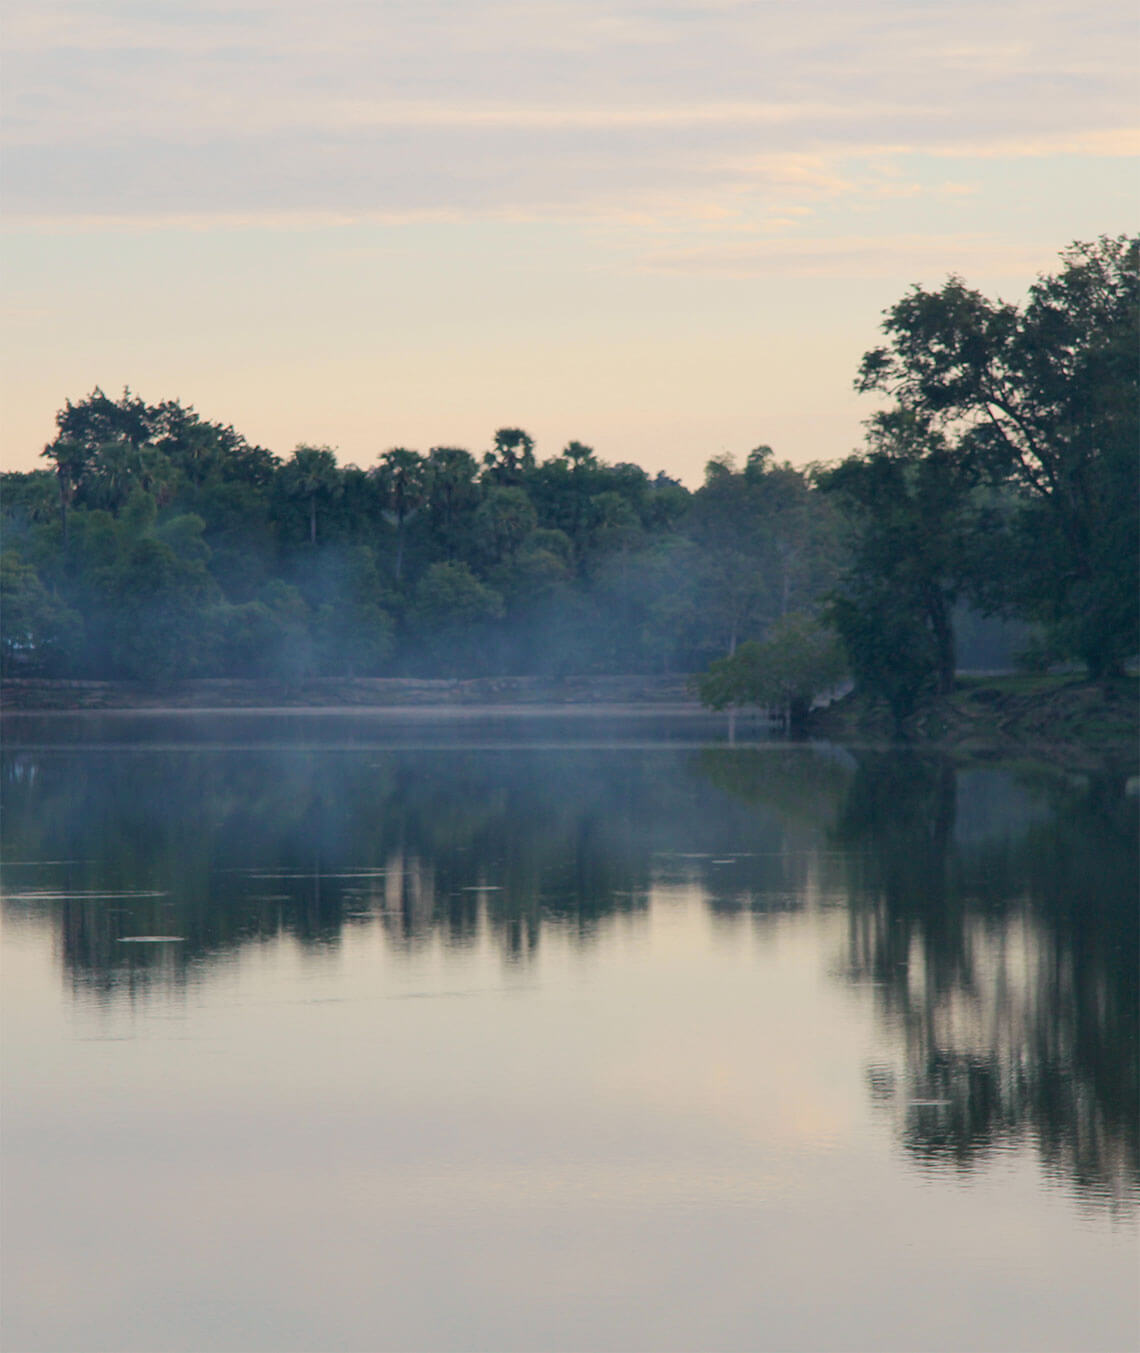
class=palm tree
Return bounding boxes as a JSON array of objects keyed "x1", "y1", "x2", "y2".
[
  {"x1": 40, "y1": 438, "x2": 90, "y2": 549},
  {"x1": 284, "y1": 445, "x2": 341, "y2": 545},
  {"x1": 426, "y1": 447, "x2": 479, "y2": 558},
  {"x1": 373, "y1": 448, "x2": 427, "y2": 582},
  {"x1": 481, "y1": 427, "x2": 535, "y2": 485}
]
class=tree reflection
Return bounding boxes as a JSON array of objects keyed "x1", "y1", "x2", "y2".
[
  {"x1": 2, "y1": 727, "x2": 1135, "y2": 1210},
  {"x1": 687, "y1": 742, "x2": 1137, "y2": 1210},
  {"x1": 1, "y1": 743, "x2": 679, "y2": 987},
  {"x1": 834, "y1": 753, "x2": 1138, "y2": 1212}
]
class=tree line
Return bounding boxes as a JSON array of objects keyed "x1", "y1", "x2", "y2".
[
  {"x1": 0, "y1": 410, "x2": 838, "y2": 683},
  {"x1": 2, "y1": 236, "x2": 1135, "y2": 714}
]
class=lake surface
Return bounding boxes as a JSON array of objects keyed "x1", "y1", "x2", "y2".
[{"x1": 2, "y1": 712, "x2": 1137, "y2": 1353}]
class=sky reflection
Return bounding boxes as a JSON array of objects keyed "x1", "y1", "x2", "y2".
[{"x1": 2, "y1": 723, "x2": 1137, "y2": 1351}]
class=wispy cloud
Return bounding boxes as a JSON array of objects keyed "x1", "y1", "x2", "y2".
[
  {"x1": 929, "y1": 128, "x2": 1140, "y2": 159},
  {"x1": 645, "y1": 234, "x2": 1064, "y2": 279},
  {"x1": 6, "y1": 1, "x2": 1134, "y2": 162},
  {"x1": 1, "y1": 0, "x2": 1133, "y2": 475}
]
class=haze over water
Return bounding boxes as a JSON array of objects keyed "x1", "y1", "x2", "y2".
[{"x1": 2, "y1": 712, "x2": 1137, "y2": 1352}]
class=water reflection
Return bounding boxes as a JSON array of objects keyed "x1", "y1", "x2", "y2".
[
  {"x1": 2, "y1": 721, "x2": 1136, "y2": 1217},
  {"x1": 833, "y1": 753, "x2": 1139, "y2": 1213},
  {"x1": 694, "y1": 745, "x2": 1138, "y2": 1210}
]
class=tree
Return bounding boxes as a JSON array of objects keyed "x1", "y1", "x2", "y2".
[
  {"x1": 104, "y1": 515, "x2": 220, "y2": 678},
  {"x1": 374, "y1": 448, "x2": 428, "y2": 582},
  {"x1": 425, "y1": 447, "x2": 480, "y2": 559},
  {"x1": 148, "y1": 399, "x2": 279, "y2": 488},
  {"x1": 52, "y1": 386, "x2": 150, "y2": 455},
  {"x1": 482, "y1": 427, "x2": 536, "y2": 485},
  {"x1": 827, "y1": 585, "x2": 939, "y2": 733},
  {"x1": 40, "y1": 439, "x2": 89, "y2": 548},
  {"x1": 685, "y1": 451, "x2": 830, "y2": 660},
  {"x1": 410, "y1": 562, "x2": 504, "y2": 674},
  {"x1": 310, "y1": 547, "x2": 394, "y2": 675},
  {"x1": 0, "y1": 552, "x2": 82, "y2": 675},
  {"x1": 282, "y1": 445, "x2": 341, "y2": 547},
  {"x1": 818, "y1": 408, "x2": 976, "y2": 698},
  {"x1": 696, "y1": 611, "x2": 846, "y2": 732},
  {"x1": 474, "y1": 486, "x2": 537, "y2": 566},
  {"x1": 86, "y1": 439, "x2": 174, "y2": 514},
  {"x1": 857, "y1": 235, "x2": 1139, "y2": 677},
  {"x1": 526, "y1": 442, "x2": 603, "y2": 565}
]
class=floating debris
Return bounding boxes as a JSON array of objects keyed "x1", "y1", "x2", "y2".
[
  {"x1": 1, "y1": 890, "x2": 168, "y2": 902},
  {"x1": 225, "y1": 869, "x2": 387, "y2": 879},
  {"x1": 116, "y1": 936, "x2": 186, "y2": 944},
  {"x1": 1, "y1": 860, "x2": 90, "y2": 866}
]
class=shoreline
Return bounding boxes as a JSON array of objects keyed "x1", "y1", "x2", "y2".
[
  {"x1": 3, "y1": 674, "x2": 1135, "y2": 770},
  {"x1": 807, "y1": 674, "x2": 1138, "y2": 770},
  {"x1": 0, "y1": 674, "x2": 702, "y2": 712}
]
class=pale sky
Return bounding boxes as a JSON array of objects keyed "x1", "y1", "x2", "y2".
[{"x1": 2, "y1": 0, "x2": 1135, "y2": 483}]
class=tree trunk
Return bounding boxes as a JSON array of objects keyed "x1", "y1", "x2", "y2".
[
  {"x1": 788, "y1": 695, "x2": 810, "y2": 734},
  {"x1": 925, "y1": 588, "x2": 955, "y2": 695},
  {"x1": 309, "y1": 495, "x2": 317, "y2": 546}
]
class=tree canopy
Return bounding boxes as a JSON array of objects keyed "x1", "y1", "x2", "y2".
[
  {"x1": 3, "y1": 239, "x2": 1134, "y2": 701},
  {"x1": 5, "y1": 391, "x2": 837, "y2": 681},
  {"x1": 850, "y1": 234, "x2": 1138, "y2": 679}
]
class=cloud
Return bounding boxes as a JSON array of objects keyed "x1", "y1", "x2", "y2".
[
  {"x1": 644, "y1": 233, "x2": 1060, "y2": 279},
  {"x1": 1, "y1": 5, "x2": 1132, "y2": 262},
  {"x1": 929, "y1": 127, "x2": 1140, "y2": 159},
  {"x1": 4, "y1": 0, "x2": 1134, "y2": 230}
]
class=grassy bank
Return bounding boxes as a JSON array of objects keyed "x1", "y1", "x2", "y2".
[{"x1": 811, "y1": 674, "x2": 1139, "y2": 765}]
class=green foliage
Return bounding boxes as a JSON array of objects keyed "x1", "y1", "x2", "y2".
[
  {"x1": 9, "y1": 246, "x2": 1128, "y2": 692},
  {"x1": 104, "y1": 533, "x2": 219, "y2": 680},
  {"x1": 818, "y1": 409, "x2": 974, "y2": 702},
  {"x1": 0, "y1": 552, "x2": 82, "y2": 676},
  {"x1": 411, "y1": 562, "x2": 504, "y2": 674},
  {"x1": 424, "y1": 446, "x2": 480, "y2": 558},
  {"x1": 413, "y1": 562, "x2": 504, "y2": 628},
  {"x1": 686, "y1": 452, "x2": 839, "y2": 660},
  {"x1": 42, "y1": 388, "x2": 280, "y2": 534},
  {"x1": 205, "y1": 600, "x2": 287, "y2": 677},
  {"x1": 280, "y1": 445, "x2": 342, "y2": 546},
  {"x1": 827, "y1": 588, "x2": 938, "y2": 732},
  {"x1": 474, "y1": 486, "x2": 538, "y2": 563},
  {"x1": 373, "y1": 447, "x2": 428, "y2": 582},
  {"x1": 696, "y1": 612, "x2": 846, "y2": 729},
  {"x1": 482, "y1": 427, "x2": 536, "y2": 484},
  {"x1": 821, "y1": 235, "x2": 1138, "y2": 725},
  {"x1": 308, "y1": 547, "x2": 394, "y2": 675},
  {"x1": 857, "y1": 234, "x2": 1139, "y2": 678}
]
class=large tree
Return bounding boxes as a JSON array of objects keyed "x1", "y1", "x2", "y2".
[
  {"x1": 857, "y1": 235, "x2": 1139, "y2": 677},
  {"x1": 686, "y1": 449, "x2": 832, "y2": 659},
  {"x1": 819, "y1": 408, "x2": 976, "y2": 699}
]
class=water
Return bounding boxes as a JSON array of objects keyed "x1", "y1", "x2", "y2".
[{"x1": 2, "y1": 712, "x2": 1137, "y2": 1353}]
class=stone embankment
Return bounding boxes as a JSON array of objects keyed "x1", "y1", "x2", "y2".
[{"x1": 1, "y1": 674, "x2": 701, "y2": 711}]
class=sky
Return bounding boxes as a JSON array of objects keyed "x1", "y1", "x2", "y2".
[{"x1": 1, "y1": 0, "x2": 1135, "y2": 483}]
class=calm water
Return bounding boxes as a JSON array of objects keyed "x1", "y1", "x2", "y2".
[{"x1": 2, "y1": 712, "x2": 1137, "y2": 1353}]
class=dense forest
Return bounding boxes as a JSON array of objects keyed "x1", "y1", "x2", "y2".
[{"x1": 2, "y1": 236, "x2": 1136, "y2": 716}]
